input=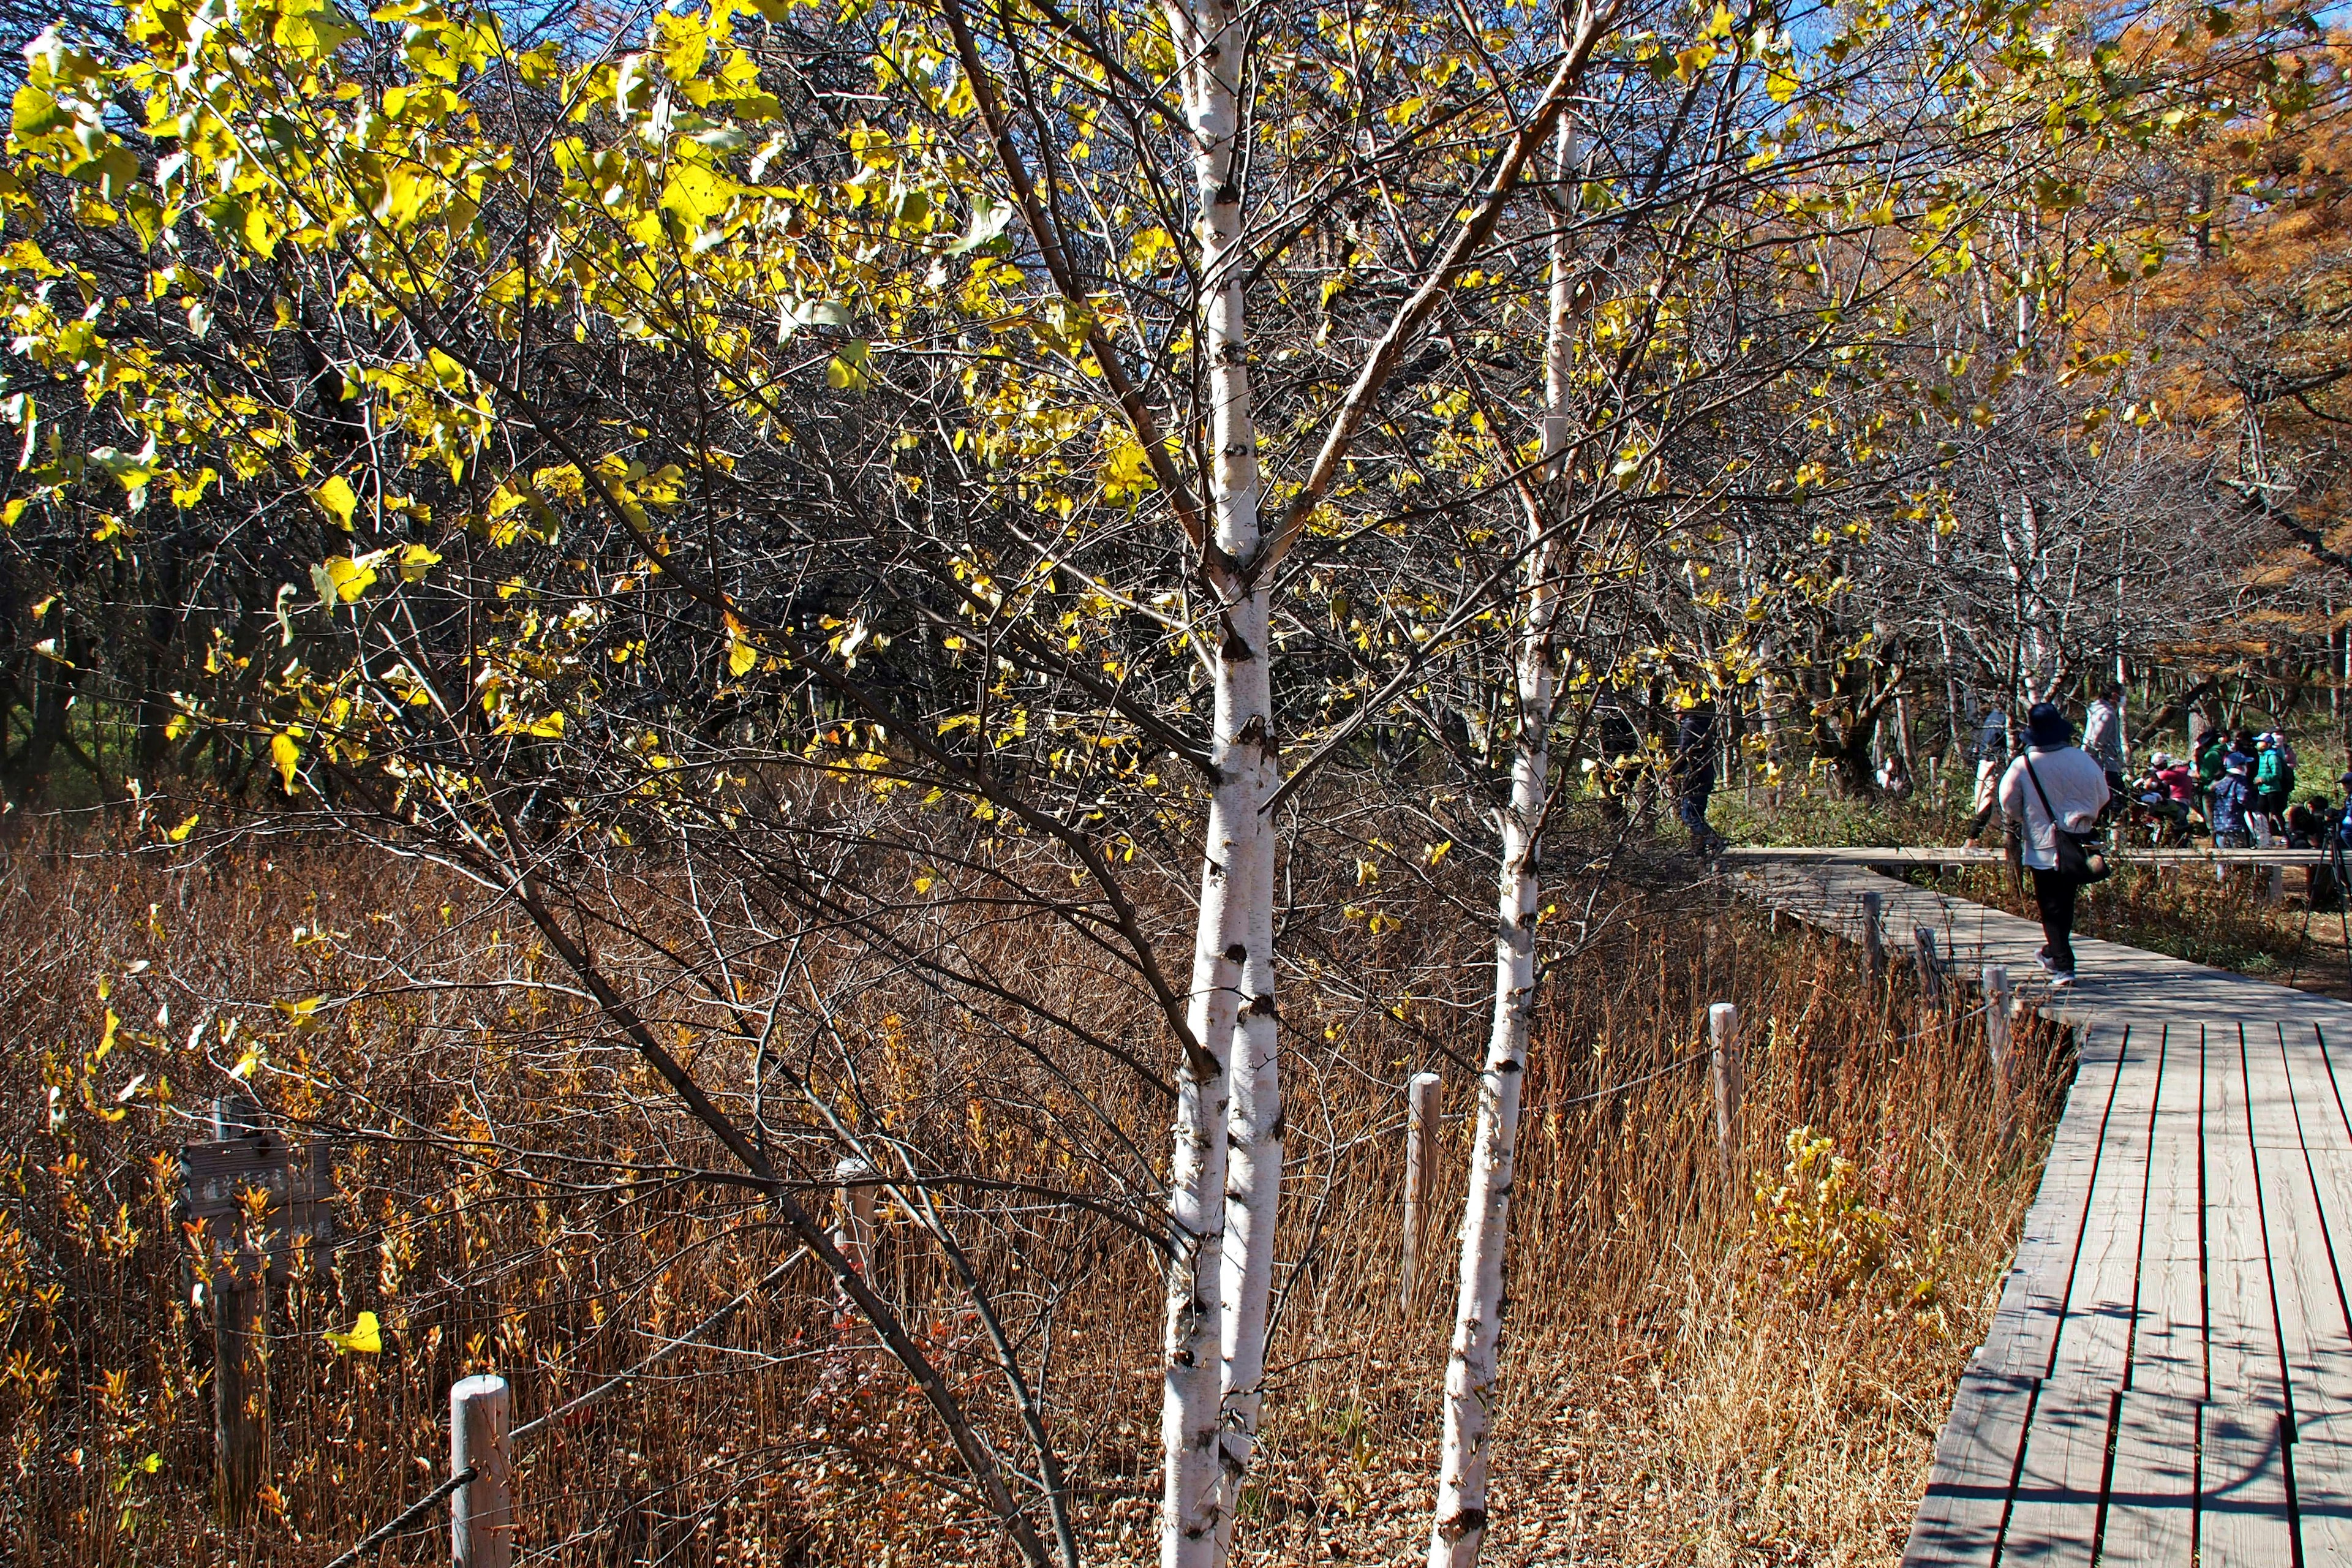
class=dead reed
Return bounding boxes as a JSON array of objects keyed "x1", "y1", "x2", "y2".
[{"x1": 0, "y1": 841, "x2": 2063, "y2": 1566}]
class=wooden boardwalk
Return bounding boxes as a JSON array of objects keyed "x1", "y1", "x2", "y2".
[{"x1": 1727, "y1": 852, "x2": 2352, "y2": 1565}]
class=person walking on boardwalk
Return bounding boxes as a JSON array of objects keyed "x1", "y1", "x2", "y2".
[
  {"x1": 1999, "y1": 702, "x2": 2111, "y2": 990},
  {"x1": 1672, "y1": 701, "x2": 1727, "y2": 858},
  {"x1": 1963, "y1": 704, "x2": 2010, "y2": 848},
  {"x1": 2082, "y1": 680, "x2": 2127, "y2": 809}
]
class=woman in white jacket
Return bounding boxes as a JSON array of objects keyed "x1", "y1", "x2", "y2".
[{"x1": 1998, "y1": 702, "x2": 2111, "y2": 989}]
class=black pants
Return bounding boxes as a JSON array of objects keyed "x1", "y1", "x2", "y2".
[
  {"x1": 1677, "y1": 790, "x2": 1720, "y2": 851},
  {"x1": 2031, "y1": 867, "x2": 2083, "y2": 976}
]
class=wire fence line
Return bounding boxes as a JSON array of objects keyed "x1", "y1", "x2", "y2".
[{"x1": 320, "y1": 1466, "x2": 475, "y2": 1568}]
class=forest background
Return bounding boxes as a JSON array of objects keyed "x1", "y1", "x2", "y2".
[{"x1": 1, "y1": 0, "x2": 2350, "y2": 1562}]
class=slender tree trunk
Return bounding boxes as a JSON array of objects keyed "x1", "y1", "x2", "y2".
[
  {"x1": 1429, "y1": 109, "x2": 1574, "y2": 1568},
  {"x1": 1161, "y1": 2, "x2": 1278, "y2": 1560}
]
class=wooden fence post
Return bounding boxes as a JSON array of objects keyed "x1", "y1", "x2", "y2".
[
  {"x1": 1708, "y1": 1003, "x2": 1743, "y2": 1183},
  {"x1": 832, "y1": 1158, "x2": 878, "y2": 1276},
  {"x1": 1400, "y1": 1072, "x2": 1441, "y2": 1313},
  {"x1": 1912, "y1": 928, "x2": 1943, "y2": 1004},
  {"x1": 1983, "y1": 964, "x2": 2014, "y2": 1144},
  {"x1": 450, "y1": 1374, "x2": 513, "y2": 1568},
  {"x1": 212, "y1": 1242, "x2": 267, "y2": 1517},
  {"x1": 831, "y1": 1158, "x2": 878, "y2": 1345},
  {"x1": 209, "y1": 1090, "x2": 271, "y2": 1519},
  {"x1": 1860, "y1": 891, "x2": 1885, "y2": 979}
]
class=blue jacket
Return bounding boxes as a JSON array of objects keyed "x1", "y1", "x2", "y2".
[{"x1": 2211, "y1": 774, "x2": 2252, "y2": 833}]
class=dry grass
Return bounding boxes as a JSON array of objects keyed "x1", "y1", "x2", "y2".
[{"x1": 0, "y1": 837, "x2": 2065, "y2": 1566}]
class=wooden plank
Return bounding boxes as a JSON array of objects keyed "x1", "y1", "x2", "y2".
[
  {"x1": 1993, "y1": 1381, "x2": 2113, "y2": 1566},
  {"x1": 2132, "y1": 1025, "x2": 2206, "y2": 1402},
  {"x1": 1901, "y1": 1369, "x2": 2036, "y2": 1567},
  {"x1": 2049, "y1": 1023, "x2": 2162, "y2": 1388},
  {"x1": 1984, "y1": 1024, "x2": 2131, "y2": 1381},
  {"x1": 2310, "y1": 1022, "x2": 2352, "y2": 1148},
  {"x1": 2291, "y1": 1417, "x2": 2352, "y2": 1562},
  {"x1": 2205, "y1": 1027, "x2": 2285, "y2": 1409},
  {"x1": 2200, "y1": 1403, "x2": 2295, "y2": 1564},
  {"x1": 2101, "y1": 1392, "x2": 2196, "y2": 1568},
  {"x1": 2247, "y1": 1023, "x2": 2352, "y2": 1424}
]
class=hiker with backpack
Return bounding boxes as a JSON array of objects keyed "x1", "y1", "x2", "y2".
[
  {"x1": 2209, "y1": 751, "x2": 2255, "y2": 849},
  {"x1": 1999, "y1": 702, "x2": 2111, "y2": 990},
  {"x1": 2255, "y1": 733, "x2": 2294, "y2": 839}
]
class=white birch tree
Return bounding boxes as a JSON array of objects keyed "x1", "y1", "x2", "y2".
[{"x1": 1427, "y1": 103, "x2": 1580, "y2": 1568}]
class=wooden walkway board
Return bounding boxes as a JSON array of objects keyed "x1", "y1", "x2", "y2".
[{"x1": 1733, "y1": 855, "x2": 2352, "y2": 1564}]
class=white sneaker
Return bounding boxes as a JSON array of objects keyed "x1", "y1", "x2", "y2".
[
  {"x1": 2049, "y1": 971, "x2": 2076, "y2": 990},
  {"x1": 2035, "y1": 951, "x2": 2059, "y2": 976}
]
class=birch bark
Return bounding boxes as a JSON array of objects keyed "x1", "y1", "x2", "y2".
[
  {"x1": 1428, "y1": 111, "x2": 1577, "y2": 1568},
  {"x1": 1159, "y1": 1, "x2": 1277, "y2": 1561}
]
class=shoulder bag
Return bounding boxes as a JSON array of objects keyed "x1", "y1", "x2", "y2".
[{"x1": 2024, "y1": 755, "x2": 2111, "y2": 883}]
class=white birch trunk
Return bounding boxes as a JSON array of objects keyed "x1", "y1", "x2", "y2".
[
  {"x1": 1159, "y1": 1, "x2": 1277, "y2": 1561},
  {"x1": 1428, "y1": 113, "x2": 1575, "y2": 1568}
]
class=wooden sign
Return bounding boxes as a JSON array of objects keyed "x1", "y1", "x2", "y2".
[{"x1": 179, "y1": 1132, "x2": 337, "y2": 1276}]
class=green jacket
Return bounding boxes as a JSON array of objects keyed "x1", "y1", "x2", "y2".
[
  {"x1": 2256, "y1": 749, "x2": 2285, "y2": 791},
  {"x1": 2197, "y1": 739, "x2": 2228, "y2": 785}
]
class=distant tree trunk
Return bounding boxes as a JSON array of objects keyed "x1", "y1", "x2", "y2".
[
  {"x1": 4, "y1": 642, "x2": 81, "y2": 807},
  {"x1": 1828, "y1": 729, "x2": 1878, "y2": 797},
  {"x1": 135, "y1": 537, "x2": 186, "y2": 783}
]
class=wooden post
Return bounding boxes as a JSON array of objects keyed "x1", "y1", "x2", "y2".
[
  {"x1": 450, "y1": 1374, "x2": 513, "y2": 1568},
  {"x1": 833, "y1": 1158, "x2": 877, "y2": 1277},
  {"x1": 1912, "y1": 927, "x2": 1943, "y2": 1004},
  {"x1": 832, "y1": 1157, "x2": 878, "y2": 1339},
  {"x1": 208, "y1": 1087, "x2": 271, "y2": 1518},
  {"x1": 1400, "y1": 1072, "x2": 1441, "y2": 1313},
  {"x1": 1708, "y1": 1003, "x2": 1743, "y2": 1182},
  {"x1": 1983, "y1": 965, "x2": 2014, "y2": 1145},
  {"x1": 2266, "y1": 863, "x2": 2285, "y2": 906},
  {"x1": 1860, "y1": 891, "x2": 1885, "y2": 978},
  {"x1": 211, "y1": 1243, "x2": 267, "y2": 1518}
]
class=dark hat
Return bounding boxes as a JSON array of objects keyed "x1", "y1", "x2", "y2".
[{"x1": 2027, "y1": 702, "x2": 2073, "y2": 748}]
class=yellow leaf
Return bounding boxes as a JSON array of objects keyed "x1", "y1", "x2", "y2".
[
  {"x1": 312, "y1": 474, "x2": 357, "y2": 530},
  {"x1": 323, "y1": 555, "x2": 378, "y2": 602},
  {"x1": 325, "y1": 1311, "x2": 382, "y2": 1354},
  {"x1": 271, "y1": 731, "x2": 301, "y2": 794},
  {"x1": 826, "y1": 340, "x2": 873, "y2": 392},
  {"x1": 728, "y1": 628, "x2": 756, "y2": 677},
  {"x1": 167, "y1": 812, "x2": 198, "y2": 843},
  {"x1": 398, "y1": 543, "x2": 441, "y2": 582},
  {"x1": 660, "y1": 163, "x2": 734, "y2": 232}
]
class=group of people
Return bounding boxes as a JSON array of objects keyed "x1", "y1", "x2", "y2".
[
  {"x1": 2171, "y1": 728, "x2": 2344, "y2": 851},
  {"x1": 1962, "y1": 687, "x2": 2352, "y2": 989}
]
